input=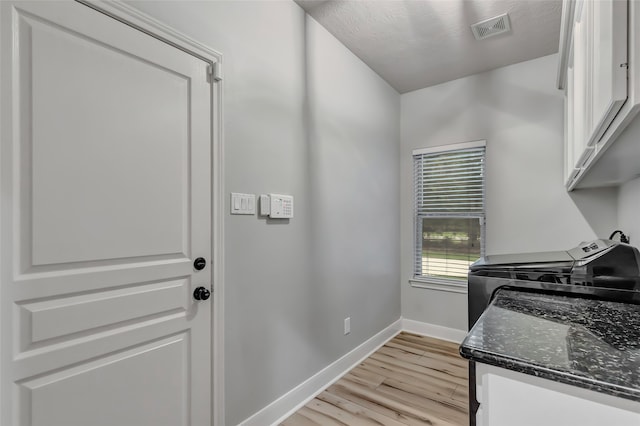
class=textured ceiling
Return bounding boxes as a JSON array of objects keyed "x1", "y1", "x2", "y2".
[{"x1": 296, "y1": 0, "x2": 563, "y2": 93}]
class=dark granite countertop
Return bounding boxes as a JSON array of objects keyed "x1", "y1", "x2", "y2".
[{"x1": 460, "y1": 289, "x2": 640, "y2": 401}]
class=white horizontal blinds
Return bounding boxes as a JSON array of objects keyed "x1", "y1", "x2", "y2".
[
  {"x1": 415, "y1": 148, "x2": 485, "y2": 215},
  {"x1": 413, "y1": 144, "x2": 486, "y2": 280}
]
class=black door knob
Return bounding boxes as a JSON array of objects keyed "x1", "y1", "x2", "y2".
[
  {"x1": 194, "y1": 257, "x2": 206, "y2": 270},
  {"x1": 193, "y1": 287, "x2": 211, "y2": 301}
]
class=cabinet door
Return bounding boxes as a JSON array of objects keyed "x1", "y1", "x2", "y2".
[
  {"x1": 587, "y1": 0, "x2": 628, "y2": 146},
  {"x1": 478, "y1": 365, "x2": 640, "y2": 426},
  {"x1": 571, "y1": 0, "x2": 593, "y2": 169},
  {"x1": 565, "y1": 63, "x2": 580, "y2": 184}
]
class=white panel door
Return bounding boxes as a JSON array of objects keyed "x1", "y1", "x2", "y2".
[{"x1": 0, "y1": 2, "x2": 213, "y2": 425}]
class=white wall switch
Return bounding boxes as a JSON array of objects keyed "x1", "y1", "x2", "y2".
[
  {"x1": 230, "y1": 193, "x2": 255, "y2": 215},
  {"x1": 269, "y1": 194, "x2": 294, "y2": 218},
  {"x1": 259, "y1": 194, "x2": 271, "y2": 216},
  {"x1": 344, "y1": 317, "x2": 351, "y2": 335}
]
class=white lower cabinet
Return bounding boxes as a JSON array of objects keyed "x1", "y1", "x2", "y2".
[{"x1": 476, "y1": 363, "x2": 640, "y2": 426}]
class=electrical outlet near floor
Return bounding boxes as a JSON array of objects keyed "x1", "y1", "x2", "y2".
[{"x1": 344, "y1": 317, "x2": 350, "y2": 335}]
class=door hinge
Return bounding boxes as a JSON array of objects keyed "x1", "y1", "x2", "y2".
[{"x1": 208, "y1": 62, "x2": 222, "y2": 82}]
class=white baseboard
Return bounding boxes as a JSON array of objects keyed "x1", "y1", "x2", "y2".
[
  {"x1": 401, "y1": 318, "x2": 468, "y2": 343},
  {"x1": 238, "y1": 318, "x2": 403, "y2": 426},
  {"x1": 237, "y1": 317, "x2": 467, "y2": 426}
]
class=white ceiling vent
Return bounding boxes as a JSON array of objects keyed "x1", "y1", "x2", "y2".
[{"x1": 471, "y1": 13, "x2": 511, "y2": 40}]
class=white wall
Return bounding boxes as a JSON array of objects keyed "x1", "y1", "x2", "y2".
[
  {"x1": 614, "y1": 112, "x2": 640, "y2": 244},
  {"x1": 619, "y1": 177, "x2": 640, "y2": 243},
  {"x1": 127, "y1": 1, "x2": 400, "y2": 424},
  {"x1": 400, "y1": 54, "x2": 618, "y2": 331}
]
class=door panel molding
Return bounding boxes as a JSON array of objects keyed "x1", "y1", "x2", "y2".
[
  {"x1": 18, "y1": 278, "x2": 189, "y2": 350},
  {"x1": 16, "y1": 332, "x2": 191, "y2": 426}
]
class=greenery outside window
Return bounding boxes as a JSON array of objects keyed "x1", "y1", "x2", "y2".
[{"x1": 412, "y1": 141, "x2": 486, "y2": 290}]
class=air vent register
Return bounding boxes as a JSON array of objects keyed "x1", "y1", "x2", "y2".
[{"x1": 471, "y1": 13, "x2": 511, "y2": 40}]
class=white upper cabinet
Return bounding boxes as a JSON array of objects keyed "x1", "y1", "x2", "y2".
[
  {"x1": 559, "y1": 0, "x2": 639, "y2": 190},
  {"x1": 588, "y1": 0, "x2": 628, "y2": 144},
  {"x1": 570, "y1": 0, "x2": 594, "y2": 173}
]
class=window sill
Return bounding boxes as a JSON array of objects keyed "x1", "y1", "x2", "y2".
[{"x1": 409, "y1": 278, "x2": 468, "y2": 294}]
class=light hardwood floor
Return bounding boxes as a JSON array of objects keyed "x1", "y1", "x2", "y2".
[{"x1": 281, "y1": 332, "x2": 469, "y2": 426}]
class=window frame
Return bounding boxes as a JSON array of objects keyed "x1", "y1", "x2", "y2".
[{"x1": 410, "y1": 140, "x2": 486, "y2": 293}]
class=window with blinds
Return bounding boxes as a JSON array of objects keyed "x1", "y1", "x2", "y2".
[{"x1": 413, "y1": 141, "x2": 486, "y2": 283}]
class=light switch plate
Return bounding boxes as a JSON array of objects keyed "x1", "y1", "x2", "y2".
[{"x1": 231, "y1": 193, "x2": 255, "y2": 215}]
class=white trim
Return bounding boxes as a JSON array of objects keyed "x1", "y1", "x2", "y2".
[
  {"x1": 76, "y1": 2, "x2": 226, "y2": 424},
  {"x1": 211, "y1": 55, "x2": 226, "y2": 426},
  {"x1": 79, "y1": 0, "x2": 222, "y2": 65},
  {"x1": 239, "y1": 319, "x2": 403, "y2": 426},
  {"x1": 412, "y1": 139, "x2": 486, "y2": 156},
  {"x1": 557, "y1": 0, "x2": 576, "y2": 90},
  {"x1": 212, "y1": 67, "x2": 226, "y2": 426},
  {"x1": 237, "y1": 318, "x2": 471, "y2": 425},
  {"x1": 402, "y1": 318, "x2": 468, "y2": 343},
  {"x1": 409, "y1": 278, "x2": 468, "y2": 294}
]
